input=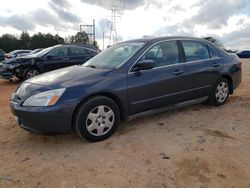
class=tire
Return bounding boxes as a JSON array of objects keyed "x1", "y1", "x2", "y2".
[
  {"x1": 23, "y1": 68, "x2": 40, "y2": 80},
  {"x1": 74, "y1": 96, "x2": 120, "y2": 142},
  {"x1": 209, "y1": 77, "x2": 230, "y2": 106},
  {"x1": 15, "y1": 74, "x2": 23, "y2": 80}
]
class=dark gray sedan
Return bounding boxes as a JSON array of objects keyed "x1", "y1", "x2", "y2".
[{"x1": 10, "y1": 36, "x2": 242, "y2": 142}]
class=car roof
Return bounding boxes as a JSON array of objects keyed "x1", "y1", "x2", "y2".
[
  {"x1": 60, "y1": 44, "x2": 98, "y2": 52},
  {"x1": 120, "y1": 36, "x2": 207, "y2": 44}
]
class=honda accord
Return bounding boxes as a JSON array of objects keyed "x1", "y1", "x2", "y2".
[{"x1": 10, "y1": 37, "x2": 242, "y2": 142}]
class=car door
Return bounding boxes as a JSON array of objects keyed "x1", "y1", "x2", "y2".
[
  {"x1": 43, "y1": 47, "x2": 70, "y2": 72},
  {"x1": 181, "y1": 40, "x2": 222, "y2": 100},
  {"x1": 68, "y1": 47, "x2": 95, "y2": 66},
  {"x1": 127, "y1": 40, "x2": 186, "y2": 115}
]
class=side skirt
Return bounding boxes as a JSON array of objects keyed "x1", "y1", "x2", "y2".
[{"x1": 126, "y1": 96, "x2": 208, "y2": 121}]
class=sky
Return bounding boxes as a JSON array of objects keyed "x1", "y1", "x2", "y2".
[{"x1": 0, "y1": 0, "x2": 249, "y2": 50}]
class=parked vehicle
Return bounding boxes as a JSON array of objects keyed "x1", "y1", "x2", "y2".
[
  {"x1": 7, "y1": 50, "x2": 32, "y2": 58},
  {"x1": 0, "y1": 44, "x2": 98, "y2": 80},
  {"x1": 17, "y1": 48, "x2": 43, "y2": 57},
  {"x1": 237, "y1": 50, "x2": 250, "y2": 58},
  {"x1": 0, "y1": 49, "x2": 7, "y2": 61},
  {"x1": 10, "y1": 36, "x2": 242, "y2": 142}
]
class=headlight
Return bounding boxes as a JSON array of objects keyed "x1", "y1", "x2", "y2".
[
  {"x1": 6, "y1": 63, "x2": 18, "y2": 69},
  {"x1": 22, "y1": 88, "x2": 66, "y2": 107}
]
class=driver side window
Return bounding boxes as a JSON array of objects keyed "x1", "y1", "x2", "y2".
[
  {"x1": 47, "y1": 48, "x2": 68, "y2": 57},
  {"x1": 141, "y1": 41, "x2": 179, "y2": 67}
]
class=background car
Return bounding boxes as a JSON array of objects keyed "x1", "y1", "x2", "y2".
[
  {"x1": 7, "y1": 50, "x2": 32, "y2": 58},
  {"x1": 237, "y1": 50, "x2": 250, "y2": 58},
  {"x1": 0, "y1": 49, "x2": 7, "y2": 61},
  {"x1": 0, "y1": 44, "x2": 98, "y2": 80},
  {"x1": 17, "y1": 48, "x2": 43, "y2": 57},
  {"x1": 10, "y1": 36, "x2": 242, "y2": 142}
]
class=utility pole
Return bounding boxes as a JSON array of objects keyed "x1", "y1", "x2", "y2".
[
  {"x1": 103, "y1": 32, "x2": 105, "y2": 51},
  {"x1": 79, "y1": 19, "x2": 96, "y2": 45}
]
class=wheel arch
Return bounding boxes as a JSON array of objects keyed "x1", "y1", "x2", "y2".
[
  {"x1": 220, "y1": 74, "x2": 233, "y2": 94},
  {"x1": 71, "y1": 92, "x2": 125, "y2": 130}
]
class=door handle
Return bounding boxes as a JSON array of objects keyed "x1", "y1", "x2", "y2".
[
  {"x1": 212, "y1": 62, "x2": 220, "y2": 67},
  {"x1": 62, "y1": 58, "x2": 69, "y2": 61},
  {"x1": 172, "y1": 70, "x2": 184, "y2": 75}
]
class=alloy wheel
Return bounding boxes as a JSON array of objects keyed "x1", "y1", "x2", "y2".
[
  {"x1": 215, "y1": 81, "x2": 229, "y2": 103},
  {"x1": 86, "y1": 105, "x2": 115, "y2": 136},
  {"x1": 26, "y1": 69, "x2": 39, "y2": 78}
]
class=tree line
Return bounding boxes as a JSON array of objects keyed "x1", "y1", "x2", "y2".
[{"x1": 0, "y1": 31, "x2": 99, "y2": 53}]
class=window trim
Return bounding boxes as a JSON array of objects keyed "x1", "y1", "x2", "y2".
[
  {"x1": 128, "y1": 39, "x2": 181, "y2": 73},
  {"x1": 47, "y1": 47, "x2": 69, "y2": 57},
  {"x1": 69, "y1": 46, "x2": 88, "y2": 56},
  {"x1": 180, "y1": 40, "x2": 211, "y2": 62}
]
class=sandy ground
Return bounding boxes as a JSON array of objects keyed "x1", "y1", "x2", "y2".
[{"x1": 0, "y1": 59, "x2": 250, "y2": 188}]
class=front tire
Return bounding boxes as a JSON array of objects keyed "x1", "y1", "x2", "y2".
[
  {"x1": 209, "y1": 77, "x2": 230, "y2": 106},
  {"x1": 74, "y1": 96, "x2": 120, "y2": 142},
  {"x1": 23, "y1": 68, "x2": 40, "y2": 80}
]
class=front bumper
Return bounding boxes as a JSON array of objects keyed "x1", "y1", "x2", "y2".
[
  {"x1": 0, "y1": 70, "x2": 13, "y2": 80},
  {"x1": 10, "y1": 100, "x2": 75, "y2": 134}
]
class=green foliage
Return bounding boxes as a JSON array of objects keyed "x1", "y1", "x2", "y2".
[
  {"x1": 0, "y1": 31, "x2": 65, "y2": 53},
  {"x1": 0, "y1": 34, "x2": 21, "y2": 52},
  {"x1": 74, "y1": 32, "x2": 89, "y2": 44},
  {"x1": 0, "y1": 31, "x2": 100, "y2": 53}
]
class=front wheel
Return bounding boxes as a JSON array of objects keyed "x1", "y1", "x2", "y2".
[
  {"x1": 74, "y1": 96, "x2": 120, "y2": 142},
  {"x1": 23, "y1": 68, "x2": 40, "y2": 80},
  {"x1": 209, "y1": 78, "x2": 230, "y2": 106}
]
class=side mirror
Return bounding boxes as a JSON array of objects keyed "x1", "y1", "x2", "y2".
[
  {"x1": 133, "y1": 59, "x2": 155, "y2": 71},
  {"x1": 46, "y1": 55, "x2": 53, "y2": 60}
]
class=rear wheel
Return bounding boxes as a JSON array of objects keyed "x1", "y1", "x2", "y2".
[
  {"x1": 23, "y1": 68, "x2": 39, "y2": 80},
  {"x1": 209, "y1": 77, "x2": 230, "y2": 106},
  {"x1": 74, "y1": 96, "x2": 120, "y2": 142}
]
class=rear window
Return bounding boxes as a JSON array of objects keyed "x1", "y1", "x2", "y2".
[{"x1": 182, "y1": 41, "x2": 210, "y2": 62}]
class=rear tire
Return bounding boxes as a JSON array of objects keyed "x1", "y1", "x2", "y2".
[
  {"x1": 74, "y1": 96, "x2": 120, "y2": 142},
  {"x1": 23, "y1": 68, "x2": 39, "y2": 80},
  {"x1": 209, "y1": 77, "x2": 230, "y2": 106}
]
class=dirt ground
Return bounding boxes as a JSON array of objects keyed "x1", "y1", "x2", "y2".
[{"x1": 0, "y1": 59, "x2": 250, "y2": 188}]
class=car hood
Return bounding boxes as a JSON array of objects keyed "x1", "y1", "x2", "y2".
[
  {"x1": 2, "y1": 57, "x2": 18, "y2": 64},
  {"x1": 2, "y1": 54, "x2": 36, "y2": 64},
  {"x1": 25, "y1": 65, "x2": 113, "y2": 89}
]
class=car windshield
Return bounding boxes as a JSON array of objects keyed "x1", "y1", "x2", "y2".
[
  {"x1": 34, "y1": 46, "x2": 57, "y2": 57},
  {"x1": 84, "y1": 42, "x2": 145, "y2": 69}
]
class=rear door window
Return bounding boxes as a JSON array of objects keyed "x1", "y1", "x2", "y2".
[
  {"x1": 69, "y1": 47, "x2": 87, "y2": 56},
  {"x1": 208, "y1": 45, "x2": 220, "y2": 59},
  {"x1": 182, "y1": 41, "x2": 210, "y2": 62}
]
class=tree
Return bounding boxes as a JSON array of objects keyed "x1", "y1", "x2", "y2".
[
  {"x1": 93, "y1": 40, "x2": 99, "y2": 50},
  {"x1": 72, "y1": 32, "x2": 89, "y2": 44},
  {"x1": 30, "y1": 32, "x2": 64, "y2": 49},
  {"x1": 0, "y1": 34, "x2": 20, "y2": 52},
  {"x1": 20, "y1": 31, "x2": 31, "y2": 49}
]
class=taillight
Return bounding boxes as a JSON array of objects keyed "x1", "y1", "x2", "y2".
[{"x1": 237, "y1": 61, "x2": 242, "y2": 68}]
